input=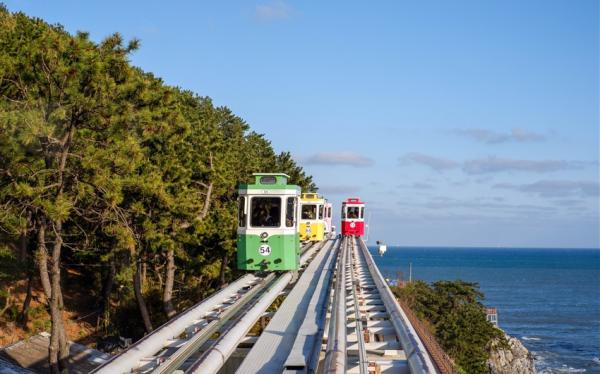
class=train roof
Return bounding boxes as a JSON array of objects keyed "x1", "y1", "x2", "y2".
[
  {"x1": 238, "y1": 172, "x2": 300, "y2": 192},
  {"x1": 343, "y1": 197, "x2": 364, "y2": 204},
  {"x1": 300, "y1": 192, "x2": 324, "y2": 202}
]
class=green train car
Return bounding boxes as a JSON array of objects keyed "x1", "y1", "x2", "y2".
[{"x1": 237, "y1": 173, "x2": 301, "y2": 271}]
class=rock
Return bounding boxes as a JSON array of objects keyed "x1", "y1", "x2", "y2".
[{"x1": 488, "y1": 333, "x2": 536, "y2": 374}]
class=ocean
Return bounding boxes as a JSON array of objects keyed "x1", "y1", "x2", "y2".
[{"x1": 369, "y1": 246, "x2": 600, "y2": 374}]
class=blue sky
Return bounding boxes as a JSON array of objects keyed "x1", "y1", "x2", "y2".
[{"x1": 6, "y1": 0, "x2": 598, "y2": 247}]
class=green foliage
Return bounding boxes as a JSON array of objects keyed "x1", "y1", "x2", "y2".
[
  {"x1": 0, "y1": 6, "x2": 317, "y2": 339},
  {"x1": 0, "y1": 246, "x2": 22, "y2": 281},
  {"x1": 394, "y1": 280, "x2": 504, "y2": 374}
]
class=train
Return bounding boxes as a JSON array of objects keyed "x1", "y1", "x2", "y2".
[
  {"x1": 323, "y1": 200, "x2": 333, "y2": 235},
  {"x1": 236, "y1": 173, "x2": 301, "y2": 271},
  {"x1": 236, "y1": 173, "x2": 366, "y2": 271},
  {"x1": 341, "y1": 197, "x2": 365, "y2": 237},
  {"x1": 299, "y1": 193, "x2": 326, "y2": 241}
]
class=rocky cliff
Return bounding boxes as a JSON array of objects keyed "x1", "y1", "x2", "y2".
[{"x1": 488, "y1": 334, "x2": 536, "y2": 374}]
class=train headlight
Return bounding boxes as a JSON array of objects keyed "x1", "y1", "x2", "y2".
[{"x1": 260, "y1": 232, "x2": 269, "y2": 239}]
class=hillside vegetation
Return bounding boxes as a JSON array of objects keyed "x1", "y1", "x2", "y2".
[
  {"x1": 392, "y1": 280, "x2": 505, "y2": 374},
  {"x1": 0, "y1": 6, "x2": 315, "y2": 373}
]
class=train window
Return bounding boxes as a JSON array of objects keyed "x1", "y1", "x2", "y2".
[
  {"x1": 259, "y1": 176, "x2": 277, "y2": 184},
  {"x1": 286, "y1": 197, "x2": 295, "y2": 227},
  {"x1": 251, "y1": 197, "x2": 281, "y2": 227},
  {"x1": 238, "y1": 197, "x2": 246, "y2": 227},
  {"x1": 347, "y1": 207, "x2": 359, "y2": 219},
  {"x1": 318, "y1": 205, "x2": 324, "y2": 219},
  {"x1": 341, "y1": 206, "x2": 346, "y2": 219},
  {"x1": 302, "y1": 204, "x2": 317, "y2": 220},
  {"x1": 360, "y1": 207, "x2": 364, "y2": 219}
]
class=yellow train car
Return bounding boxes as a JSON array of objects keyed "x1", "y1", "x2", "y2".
[{"x1": 299, "y1": 193, "x2": 326, "y2": 241}]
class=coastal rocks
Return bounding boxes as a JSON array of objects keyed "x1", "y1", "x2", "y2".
[{"x1": 488, "y1": 334, "x2": 536, "y2": 374}]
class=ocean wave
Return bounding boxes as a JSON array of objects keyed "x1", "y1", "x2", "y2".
[
  {"x1": 539, "y1": 366, "x2": 587, "y2": 373},
  {"x1": 522, "y1": 336, "x2": 542, "y2": 341},
  {"x1": 533, "y1": 351, "x2": 592, "y2": 374}
]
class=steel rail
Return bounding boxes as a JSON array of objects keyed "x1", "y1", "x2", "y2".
[
  {"x1": 151, "y1": 274, "x2": 277, "y2": 374},
  {"x1": 93, "y1": 242, "x2": 315, "y2": 374},
  {"x1": 282, "y1": 238, "x2": 338, "y2": 373},
  {"x1": 185, "y1": 271, "x2": 294, "y2": 373},
  {"x1": 349, "y1": 237, "x2": 369, "y2": 374},
  {"x1": 184, "y1": 240, "x2": 329, "y2": 374},
  {"x1": 92, "y1": 274, "x2": 261, "y2": 374},
  {"x1": 356, "y1": 238, "x2": 438, "y2": 374},
  {"x1": 235, "y1": 239, "x2": 335, "y2": 374},
  {"x1": 323, "y1": 237, "x2": 347, "y2": 374}
]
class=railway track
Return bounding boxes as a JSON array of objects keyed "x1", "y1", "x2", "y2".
[
  {"x1": 237, "y1": 236, "x2": 437, "y2": 374},
  {"x1": 94, "y1": 236, "x2": 436, "y2": 374},
  {"x1": 236, "y1": 238, "x2": 339, "y2": 373},
  {"x1": 342, "y1": 237, "x2": 411, "y2": 373},
  {"x1": 93, "y1": 241, "x2": 327, "y2": 374}
]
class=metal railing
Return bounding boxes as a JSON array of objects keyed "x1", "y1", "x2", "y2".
[
  {"x1": 356, "y1": 238, "x2": 438, "y2": 374},
  {"x1": 396, "y1": 299, "x2": 456, "y2": 374}
]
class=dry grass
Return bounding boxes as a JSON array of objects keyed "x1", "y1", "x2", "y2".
[{"x1": 0, "y1": 269, "x2": 100, "y2": 348}]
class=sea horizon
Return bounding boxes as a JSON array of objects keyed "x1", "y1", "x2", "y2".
[{"x1": 367, "y1": 244, "x2": 600, "y2": 251}]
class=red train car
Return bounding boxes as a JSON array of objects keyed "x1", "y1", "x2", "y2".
[{"x1": 341, "y1": 197, "x2": 365, "y2": 236}]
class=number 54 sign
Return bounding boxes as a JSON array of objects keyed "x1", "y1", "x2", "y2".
[{"x1": 258, "y1": 245, "x2": 271, "y2": 256}]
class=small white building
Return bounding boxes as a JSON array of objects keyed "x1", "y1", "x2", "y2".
[{"x1": 486, "y1": 307, "x2": 498, "y2": 327}]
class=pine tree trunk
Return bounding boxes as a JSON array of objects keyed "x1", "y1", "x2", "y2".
[
  {"x1": 36, "y1": 220, "x2": 59, "y2": 373},
  {"x1": 141, "y1": 260, "x2": 147, "y2": 290},
  {"x1": 17, "y1": 271, "x2": 34, "y2": 327},
  {"x1": 19, "y1": 231, "x2": 28, "y2": 261},
  {"x1": 155, "y1": 262, "x2": 164, "y2": 289},
  {"x1": 134, "y1": 260, "x2": 153, "y2": 333},
  {"x1": 49, "y1": 220, "x2": 69, "y2": 373},
  {"x1": 57, "y1": 278, "x2": 65, "y2": 310},
  {"x1": 49, "y1": 320, "x2": 59, "y2": 374},
  {"x1": 163, "y1": 248, "x2": 176, "y2": 319},
  {"x1": 99, "y1": 260, "x2": 115, "y2": 313},
  {"x1": 36, "y1": 222, "x2": 52, "y2": 303},
  {"x1": 218, "y1": 251, "x2": 228, "y2": 287}
]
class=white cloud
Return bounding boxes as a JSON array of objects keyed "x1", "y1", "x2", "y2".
[
  {"x1": 462, "y1": 157, "x2": 583, "y2": 174},
  {"x1": 494, "y1": 180, "x2": 600, "y2": 198},
  {"x1": 305, "y1": 151, "x2": 374, "y2": 167},
  {"x1": 452, "y1": 128, "x2": 546, "y2": 144},
  {"x1": 400, "y1": 153, "x2": 591, "y2": 175},
  {"x1": 255, "y1": 1, "x2": 292, "y2": 22},
  {"x1": 399, "y1": 153, "x2": 459, "y2": 172},
  {"x1": 397, "y1": 182, "x2": 435, "y2": 190}
]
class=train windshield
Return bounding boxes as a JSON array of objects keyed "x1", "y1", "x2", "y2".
[
  {"x1": 301, "y1": 204, "x2": 317, "y2": 220},
  {"x1": 251, "y1": 197, "x2": 281, "y2": 227},
  {"x1": 346, "y1": 206, "x2": 360, "y2": 219}
]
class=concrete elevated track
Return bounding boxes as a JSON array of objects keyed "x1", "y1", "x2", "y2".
[{"x1": 92, "y1": 237, "x2": 438, "y2": 374}]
